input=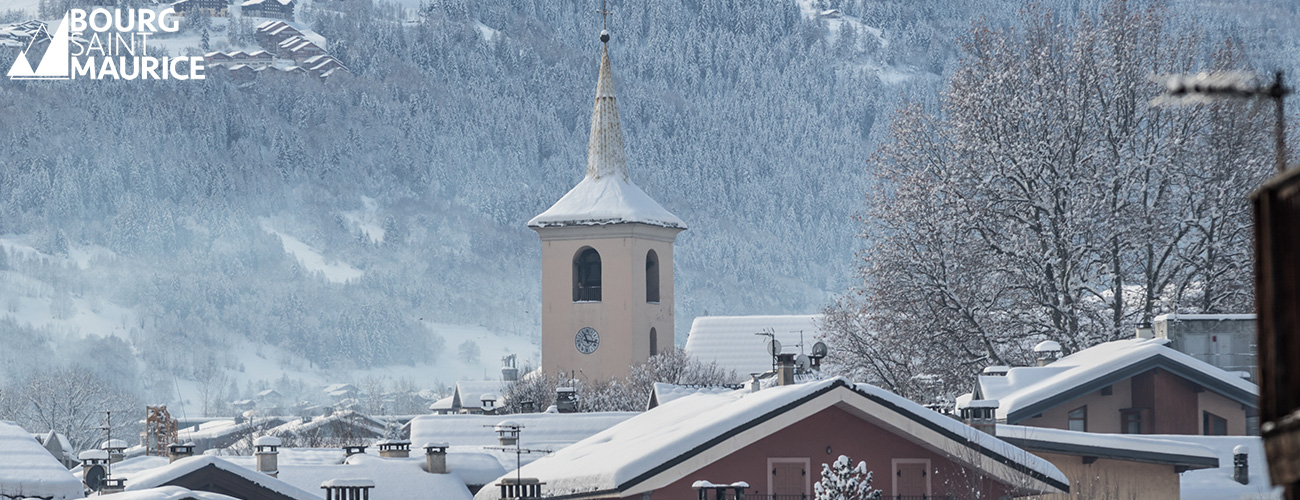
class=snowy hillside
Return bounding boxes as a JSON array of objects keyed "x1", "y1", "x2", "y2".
[{"x1": 1, "y1": 0, "x2": 1296, "y2": 419}]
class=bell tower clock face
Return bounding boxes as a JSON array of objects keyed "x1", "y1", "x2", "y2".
[{"x1": 575, "y1": 327, "x2": 600, "y2": 354}]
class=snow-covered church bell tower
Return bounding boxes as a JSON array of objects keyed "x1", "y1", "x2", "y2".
[{"x1": 527, "y1": 21, "x2": 686, "y2": 381}]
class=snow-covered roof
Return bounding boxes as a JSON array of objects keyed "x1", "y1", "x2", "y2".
[
  {"x1": 996, "y1": 425, "x2": 1218, "y2": 468},
  {"x1": 1172, "y1": 435, "x2": 1281, "y2": 499},
  {"x1": 1154, "y1": 313, "x2": 1256, "y2": 322},
  {"x1": 647, "y1": 382, "x2": 743, "y2": 409},
  {"x1": 264, "y1": 411, "x2": 387, "y2": 439},
  {"x1": 454, "y1": 381, "x2": 507, "y2": 410},
  {"x1": 99, "y1": 486, "x2": 241, "y2": 500},
  {"x1": 528, "y1": 176, "x2": 685, "y2": 229},
  {"x1": 277, "y1": 454, "x2": 470, "y2": 500},
  {"x1": 430, "y1": 395, "x2": 455, "y2": 411},
  {"x1": 527, "y1": 42, "x2": 683, "y2": 230},
  {"x1": 971, "y1": 339, "x2": 1259, "y2": 423},
  {"x1": 124, "y1": 455, "x2": 321, "y2": 500},
  {"x1": 255, "y1": 19, "x2": 286, "y2": 31},
  {"x1": 0, "y1": 421, "x2": 84, "y2": 500},
  {"x1": 683, "y1": 314, "x2": 825, "y2": 377},
  {"x1": 103, "y1": 438, "x2": 129, "y2": 449},
  {"x1": 409, "y1": 411, "x2": 636, "y2": 451},
  {"x1": 473, "y1": 378, "x2": 1067, "y2": 500}
]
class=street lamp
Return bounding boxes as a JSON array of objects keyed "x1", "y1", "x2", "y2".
[{"x1": 1155, "y1": 71, "x2": 1293, "y2": 173}]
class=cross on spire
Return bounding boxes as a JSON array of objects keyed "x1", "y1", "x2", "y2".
[{"x1": 597, "y1": 0, "x2": 612, "y2": 42}]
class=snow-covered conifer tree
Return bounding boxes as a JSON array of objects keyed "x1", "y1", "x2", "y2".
[{"x1": 813, "y1": 455, "x2": 882, "y2": 500}]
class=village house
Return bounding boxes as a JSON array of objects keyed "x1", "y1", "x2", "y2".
[
  {"x1": 171, "y1": 0, "x2": 229, "y2": 17},
  {"x1": 477, "y1": 378, "x2": 1068, "y2": 500},
  {"x1": 255, "y1": 21, "x2": 300, "y2": 49},
  {"x1": 241, "y1": 0, "x2": 295, "y2": 21},
  {"x1": 991, "y1": 424, "x2": 1220, "y2": 500},
  {"x1": 428, "y1": 381, "x2": 508, "y2": 415},
  {"x1": 958, "y1": 338, "x2": 1258, "y2": 436}
]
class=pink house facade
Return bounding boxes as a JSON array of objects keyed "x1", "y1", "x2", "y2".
[{"x1": 475, "y1": 379, "x2": 1068, "y2": 500}]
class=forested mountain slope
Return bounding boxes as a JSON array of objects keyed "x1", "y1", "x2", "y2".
[{"x1": 0, "y1": 0, "x2": 1294, "y2": 410}]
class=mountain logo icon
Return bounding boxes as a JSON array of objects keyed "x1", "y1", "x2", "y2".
[{"x1": 8, "y1": 13, "x2": 71, "y2": 80}]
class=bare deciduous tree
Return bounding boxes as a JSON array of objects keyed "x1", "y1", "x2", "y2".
[{"x1": 825, "y1": 1, "x2": 1273, "y2": 401}]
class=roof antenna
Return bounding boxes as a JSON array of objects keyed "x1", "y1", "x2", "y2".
[{"x1": 597, "y1": 0, "x2": 612, "y2": 42}]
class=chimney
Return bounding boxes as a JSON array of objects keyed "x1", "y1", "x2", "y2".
[
  {"x1": 1233, "y1": 445, "x2": 1249, "y2": 484},
  {"x1": 100, "y1": 478, "x2": 127, "y2": 494},
  {"x1": 1135, "y1": 321, "x2": 1154, "y2": 340},
  {"x1": 343, "y1": 445, "x2": 368, "y2": 457},
  {"x1": 1032, "y1": 340, "x2": 1063, "y2": 366},
  {"x1": 481, "y1": 394, "x2": 500, "y2": 415},
  {"x1": 494, "y1": 421, "x2": 520, "y2": 447},
  {"x1": 167, "y1": 442, "x2": 195, "y2": 463},
  {"x1": 424, "y1": 442, "x2": 449, "y2": 474},
  {"x1": 501, "y1": 354, "x2": 519, "y2": 382},
  {"x1": 775, "y1": 353, "x2": 796, "y2": 386},
  {"x1": 377, "y1": 439, "x2": 411, "y2": 458},
  {"x1": 960, "y1": 399, "x2": 999, "y2": 436},
  {"x1": 79, "y1": 449, "x2": 110, "y2": 490},
  {"x1": 320, "y1": 479, "x2": 375, "y2": 500},
  {"x1": 101, "y1": 439, "x2": 127, "y2": 464},
  {"x1": 556, "y1": 387, "x2": 577, "y2": 413},
  {"x1": 253, "y1": 436, "x2": 281, "y2": 477}
]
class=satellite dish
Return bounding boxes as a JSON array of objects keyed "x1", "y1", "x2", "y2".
[
  {"x1": 810, "y1": 341, "x2": 828, "y2": 358},
  {"x1": 84, "y1": 464, "x2": 106, "y2": 492},
  {"x1": 767, "y1": 339, "x2": 782, "y2": 356},
  {"x1": 795, "y1": 354, "x2": 811, "y2": 371}
]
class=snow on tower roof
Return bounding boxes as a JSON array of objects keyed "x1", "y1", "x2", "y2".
[
  {"x1": 528, "y1": 39, "x2": 684, "y2": 230},
  {"x1": 472, "y1": 378, "x2": 1067, "y2": 500},
  {"x1": 0, "y1": 421, "x2": 84, "y2": 500},
  {"x1": 683, "y1": 315, "x2": 825, "y2": 377},
  {"x1": 970, "y1": 338, "x2": 1259, "y2": 423}
]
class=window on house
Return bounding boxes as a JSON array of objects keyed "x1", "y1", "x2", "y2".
[
  {"x1": 645, "y1": 250, "x2": 660, "y2": 303},
  {"x1": 573, "y1": 248, "x2": 602, "y2": 302},
  {"x1": 1068, "y1": 406, "x2": 1087, "y2": 432},
  {"x1": 1121, "y1": 409, "x2": 1143, "y2": 434},
  {"x1": 649, "y1": 328, "x2": 657, "y2": 357},
  {"x1": 1204, "y1": 411, "x2": 1228, "y2": 436}
]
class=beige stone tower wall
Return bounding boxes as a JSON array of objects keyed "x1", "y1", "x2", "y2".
[{"x1": 535, "y1": 224, "x2": 681, "y2": 381}]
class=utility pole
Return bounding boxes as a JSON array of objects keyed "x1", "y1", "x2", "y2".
[{"x1": 1158, "y1": 70, "x2": 1299, "y2": 500}]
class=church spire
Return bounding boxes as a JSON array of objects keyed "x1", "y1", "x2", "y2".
[{"x1": 585, "y1": 23, "x2": 627, "y2": 182}]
